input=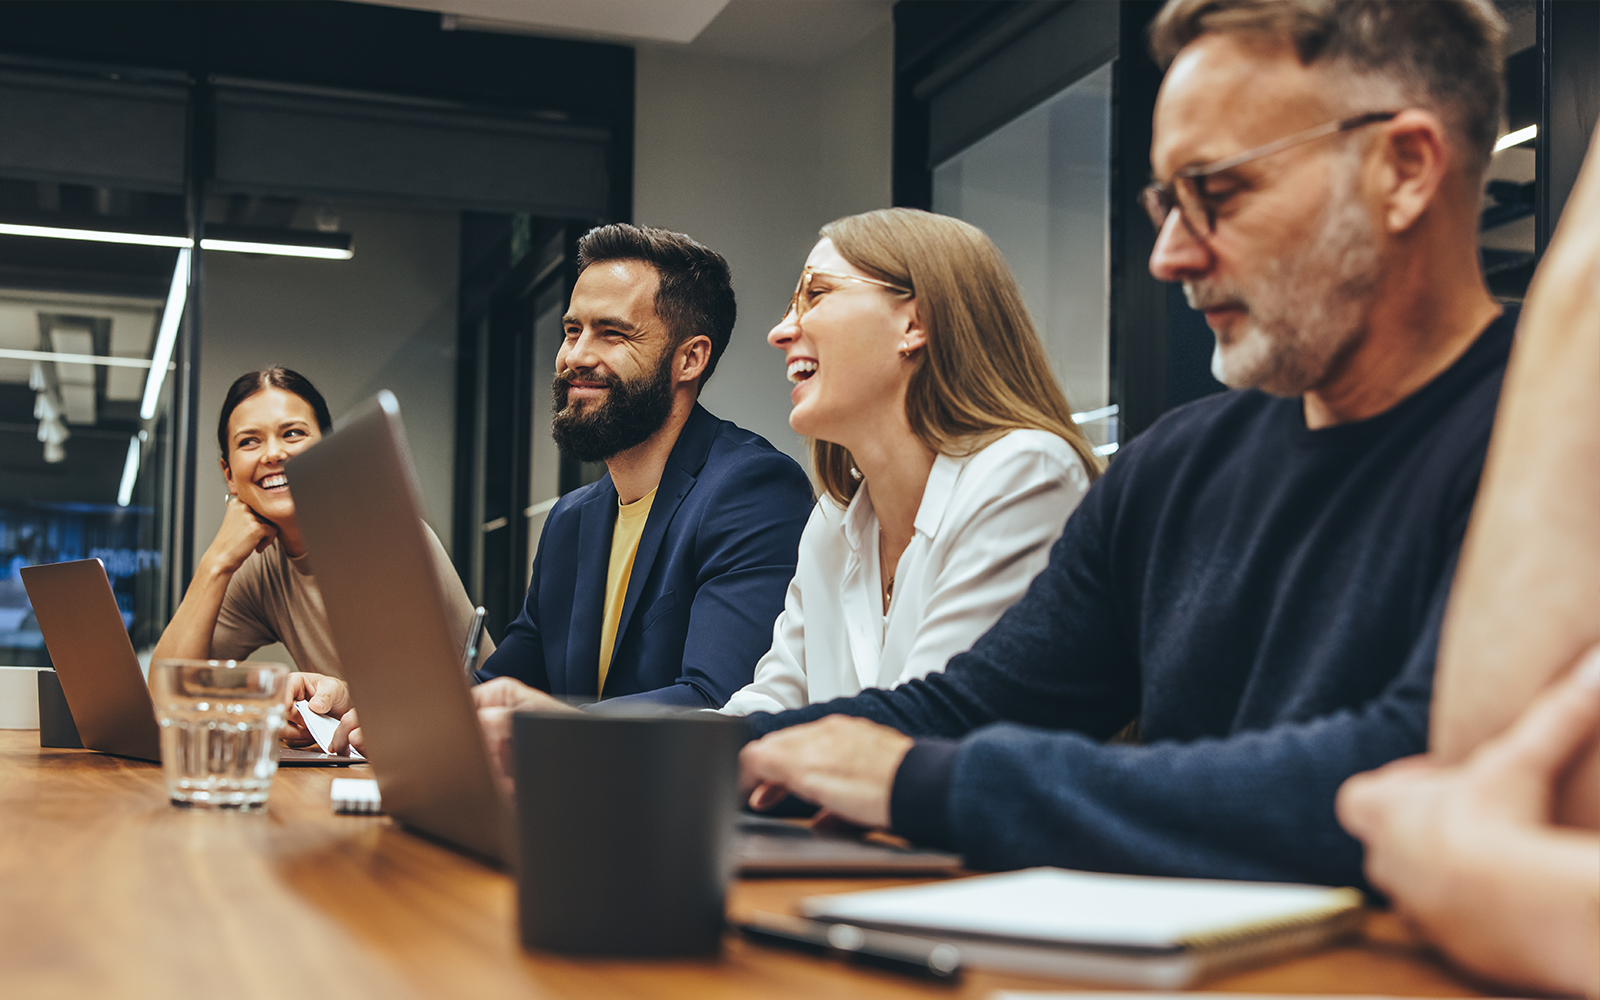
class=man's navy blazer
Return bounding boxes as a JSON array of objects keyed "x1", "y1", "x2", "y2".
[{"x1": 478, "y1": 404, "x2": 813, "y2": 707}]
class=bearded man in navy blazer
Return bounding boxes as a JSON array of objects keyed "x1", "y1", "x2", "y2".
[{"x1": 474, "y1": 223, "x2": 813, "y2": 710}]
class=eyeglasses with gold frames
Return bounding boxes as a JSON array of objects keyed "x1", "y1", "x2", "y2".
[
  {"x1": 1140, "y1": 110, "x2": 1400, "y2": 237},
  {"x1": 783, "y1": 266, "x2": 911, "y2": 323}
]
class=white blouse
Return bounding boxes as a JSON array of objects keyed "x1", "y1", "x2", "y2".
[{"x1": 719, "y1": 429, "x2": 1091, "y2": 716}]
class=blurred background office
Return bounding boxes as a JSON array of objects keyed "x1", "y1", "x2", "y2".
[{"x1": 0, "y1": 0, "x2": 1591, "y2": 690}]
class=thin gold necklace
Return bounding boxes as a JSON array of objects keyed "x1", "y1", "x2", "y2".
[{"x1": 878, "y1": 529, "x2": 899, "y2": 614}]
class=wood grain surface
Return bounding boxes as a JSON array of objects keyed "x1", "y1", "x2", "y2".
[{"x1": 0, "y1": 732, "x2": 1495, "y2": 999}]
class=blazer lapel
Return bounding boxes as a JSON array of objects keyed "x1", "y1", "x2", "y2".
[
  {"x1": 605, "y1": 405, "x2": 720, "y2": 675},
  {"x1": 566, "y1": 478, "x2": 617, "y2": 697},
  {"x1": 608, "y1": 466, "x2": 691, "y2": 671}
]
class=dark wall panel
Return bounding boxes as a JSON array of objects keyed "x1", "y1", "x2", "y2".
[
  {"x1": 213, "y1": 84, "x2": 612, "y2": 217},
  {"x1": 0, "y1": 69, "x2": 187, "y2": 193},
  {"x1": 924, "y1": 1, "x2": 1118, "y2": 167},
  {"x1": 1537, "y1": 0, "x2": 1600, "y2": 250}
]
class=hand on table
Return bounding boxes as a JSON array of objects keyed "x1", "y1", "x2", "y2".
[
  {"x1": 473, "y1": 677, "x2": 580, "y2": 789},
  {"x1": 1337, "y1": 644, "x2": 1600, "y2": 995},
  {"x1": 739, "y1": 716, "x2": 914, "y2": 830}
]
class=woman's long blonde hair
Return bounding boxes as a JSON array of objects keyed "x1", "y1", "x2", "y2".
[{"x1": 810, "y1": 208, "x2": 1103, "y2": 506}]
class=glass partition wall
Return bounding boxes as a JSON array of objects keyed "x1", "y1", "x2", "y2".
[
  {"x1": 933, "y1": 61, "x2": 1117, "y2": 454},
  {"x1": 0, "y1": 4, "x2": 633, "y2": 672},
  {"x1": 0, "y1": 180, "x2": 186, "y2": 666}
]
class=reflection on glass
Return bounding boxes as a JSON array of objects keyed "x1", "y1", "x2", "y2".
[
  {"x1": 933, "y1": 61, "x2": 1115, "y2": 450},
  {"x1": 1481, "y1": 33, "x2": 1538, "y2": 301},
  {"x1": 0, "y1": 177, "x2": 181, "y2": 665}
]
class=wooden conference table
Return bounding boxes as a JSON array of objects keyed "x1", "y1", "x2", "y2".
[{"x1": 0, "y1": 731, "x2": 1497, "y2": 999}]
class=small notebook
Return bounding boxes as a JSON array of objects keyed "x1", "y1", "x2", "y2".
[{"x1": 801, "y1": 868, "x2": 1363, "y2": 988}]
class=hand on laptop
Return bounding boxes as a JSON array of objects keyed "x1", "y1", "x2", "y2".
[
  {"x1": 739, "y1": 716, "x2": 914, "y2": 830},
  {"x1": 282, "y1": 672, "x2": 356, "y2": 749},
  {"x1": 472, "y1": 678, "x2": 580, "y2": 787}
]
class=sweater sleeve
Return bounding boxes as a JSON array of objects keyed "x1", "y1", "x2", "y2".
[
  {"x1": 883, "y1": 541, "x2": 1455, "y2": 887},
  {"x1": 919, "y1": 567, "x2": 1444, "y2": 887},
  {"x1": 752, "y1": 445, "x2": 1449, "y2": 888}
]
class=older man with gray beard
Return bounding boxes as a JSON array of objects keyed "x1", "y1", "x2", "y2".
[{"x1": 734, "y1": 0, "x2": 1516, "y2": 888}]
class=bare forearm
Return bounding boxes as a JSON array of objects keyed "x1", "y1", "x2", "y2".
[
  {"x1": 1433, "y1": 126, "x2": 1600, "y2": 764},
  {"x1": 151, "y1": 562, "x2": 234, "y2": 661}
]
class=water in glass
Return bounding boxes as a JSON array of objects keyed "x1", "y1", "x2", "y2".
[{"x1": 152, "y1": 660, "x2": 289, "y2": 809}]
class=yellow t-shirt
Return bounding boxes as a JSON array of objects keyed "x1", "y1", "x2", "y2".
[{"x1": 597, "y1": 486, "x2": 657, "y2": 693}]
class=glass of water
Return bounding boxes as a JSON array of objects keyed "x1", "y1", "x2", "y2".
[{"x1": 150, "y1": 659, "x2": 290, "y2": 809}]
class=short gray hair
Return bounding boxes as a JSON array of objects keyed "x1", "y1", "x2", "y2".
[{"x1": 1149, "y1": 0, "x2": 1507, "y2": 179}]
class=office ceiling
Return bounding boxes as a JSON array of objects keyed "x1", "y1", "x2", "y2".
[
  {"x1": 363, "y1": 0, "x2": 732, "y2": 44},
  {"x1": 359, "y1": 0, "x2": 894, "y2": 64}
]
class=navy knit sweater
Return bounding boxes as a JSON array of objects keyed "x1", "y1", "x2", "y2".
[{"x1": 748, "y1": 309, "x2": 1514, "y2": 888}]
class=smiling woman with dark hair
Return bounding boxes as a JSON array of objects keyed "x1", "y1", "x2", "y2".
[{"x1": 151, "y1": 367, "x2": 488, "y2": 697}]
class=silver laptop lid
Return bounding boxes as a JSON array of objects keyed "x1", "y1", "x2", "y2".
[
  {"x1": 20, "y1": 559, "x2": 161, "y2": 762},
  {"x1": 287, "y1": 390, "x2": 511, "y2": 864}
]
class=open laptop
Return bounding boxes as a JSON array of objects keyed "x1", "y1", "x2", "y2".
[
  {"x1": 20, "y1": 559, "x2": 360, "y2": 766},
  {"x1": 289, "y1": 391, "x2": 963, "y2": 874}
]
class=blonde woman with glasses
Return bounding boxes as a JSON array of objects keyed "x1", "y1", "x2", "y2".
[{"x1": 720, "y1": 208, "x2": 1100, "y2": 716}]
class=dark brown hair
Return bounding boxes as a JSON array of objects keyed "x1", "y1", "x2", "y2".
[
  {"x1": 217, "y1": 367, "x2": 333, "y2": 461},
  {"x1": 811, "y1": 208, "x2": 1103, "y2": 507},
  {"x1": 576, "y1": 223, "x2": 737, "y2": 387},
  {"x1": 1149, "y1": 0, "x2": 1507, "y2": 179}
]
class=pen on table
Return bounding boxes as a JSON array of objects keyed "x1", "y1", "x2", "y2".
[
  {"x1": 736, "y1": 913, "x2": 962, "y2": 983},
  {"x1": 461, "y1": 606, "x2": 486, "y2": 677}
]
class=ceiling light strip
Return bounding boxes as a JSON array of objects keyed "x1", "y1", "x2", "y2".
[
  {"x1": 0, "y1": 348, "x2": 169, "y2": 370},
  {"x1": 1071, "y1": 404, "x2": 1119, "y2": 424},
  {"x1": 198, "y1": 238, "x2": 352, "y2": 259},
  {"x1": 0, "y1": 223, "x2": 352, "y2": 258},
  {"x1": 140, "y1": 248, "x2": 190, "y2": 421},
  {"x1": 116, "y1": 433, "x2": 142, "y2": 507},
  {"x1": 1494, "y1": 124, "x2": 1537, "y2": 152},
  {"x1": 0, "y1": 222, "x2": 191, "y2": 248}
]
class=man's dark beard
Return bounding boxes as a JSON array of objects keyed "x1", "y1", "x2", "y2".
[{"x1": 550, "y1": 349, "x2": 675, "y2": 462}]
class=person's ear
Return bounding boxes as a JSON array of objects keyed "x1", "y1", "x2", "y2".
[
  {"x1": 677, "y1": 335, "x2": 713, "y2": 386},
  {"x1": 220, "y1": 456, "x2": 235, "y2": 493},
  {"x1": 1375, "y1": 109, "x2": 1449, "y2": 234},
  {"x1": 900, "y1": 301, "x2": 928, "y2": 356}
]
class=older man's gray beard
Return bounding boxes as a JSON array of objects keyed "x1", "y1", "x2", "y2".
[{"x1": 1190, "y1": 183, "x2": 1382, "y2": 397}]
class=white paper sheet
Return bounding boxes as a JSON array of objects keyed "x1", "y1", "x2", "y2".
[{"x1": 294, "y1": 700, "x2": 364, "y2": 759}]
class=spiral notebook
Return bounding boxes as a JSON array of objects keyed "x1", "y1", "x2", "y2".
[{"x1": 800, "y1": 867, "x2": 1363, "y2": 988}]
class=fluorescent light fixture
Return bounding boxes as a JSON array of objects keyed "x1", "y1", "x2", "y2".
[
  {"x1": 0, "y1": 221, "x2": 353, "y2": 258},
  {"x1": 1093, "y1": 442, "x2": 1120, "y2": 457},
  {"x1": 0, "y1": 347, "x2": 164, "y2": 369},
  {"x1": 140, "y1": 248, "x2": 190, "y2": 421},
  {"x1": 116, "y1": 434, "x2": 141, "y2": 507},
  {"x1": 1494, "y1": 124, "x2": 1537, "y2": 152},
  {"x1": 198, "y1": 237, "x2": 352, "y2": 259},
  {"x1": 0, "y1": 222, "x2": 190, "y2": 248},
  {"x1": 1072, "y1": 404, "x2": 1120, "y2": 424}
]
